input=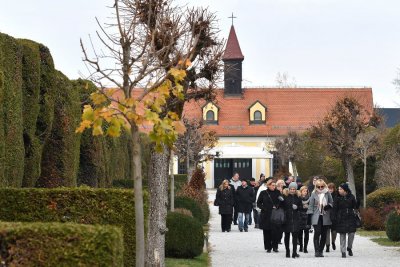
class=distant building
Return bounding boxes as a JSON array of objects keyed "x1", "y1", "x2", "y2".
[{"x1": 181, "y1": 25, "x2": 374, "y2": 188}]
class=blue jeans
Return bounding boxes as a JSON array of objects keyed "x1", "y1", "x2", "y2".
[{"x1": 238, "y1": 212, "x2": 250, "y2": 230}]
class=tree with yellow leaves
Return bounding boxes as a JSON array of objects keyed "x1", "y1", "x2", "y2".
[{"x1": 77, "y1": 1, "x2": 223, "y2": 266}]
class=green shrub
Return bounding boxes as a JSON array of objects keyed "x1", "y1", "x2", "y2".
[
  {"x1": 0, "y1": 188, "x2": 147, "y2": 267},
  {"x1": 366, "y1": 187, "x2": 400, "y2": 210},
  {"x1": 166, "y1": 212, "x2": 204, "y2": 258},
  {"x1": 174, "y1": 196, "x2": 205, "y2": 224},
  {"x1": 0, "y1": 222, "x2": 123, "y2": 266},
  {"x1": 386, "y1": 211, "x2": 400, "y2": 241}
]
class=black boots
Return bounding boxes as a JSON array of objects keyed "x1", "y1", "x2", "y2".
[
  {"x1": 332, "y1": 242, "x2": 336, "y2": 250},
  {"x1": 304, "y1": 247, "x2": 308, "y2": 253},
  {"x1": 342, "y1": 252, "x2": 346, "y2": 258},
  {"x1": 292, "y1": 251, "x2": 300, "y2": 258},
  {"x1": 315, "y1": 251, "x2": 324, "y2": 257},
  {"x1": 286, "y1": 250, "x2": 290, "y2": 258},
  {"x1": 326, "y1": 245, "x2": 330, "y2": 252},
  {"x1": 347, "y1": 247, "x2": 353, "y2": 256}
]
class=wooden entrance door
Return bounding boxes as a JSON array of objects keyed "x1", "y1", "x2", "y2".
[{"x1": 214, "y1": 158, "x2": 252, "y2": 188}]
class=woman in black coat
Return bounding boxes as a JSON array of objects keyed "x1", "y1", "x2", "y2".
[
  {"x1": 216, "y1": 179, "x2": 235, "y2": 232},
  {"x1": 332, "y1": 183, "x2": 358, "y2": 258},
  {"x1": 282, "y1": 182, "x2": 303, "y2": 258},
  {"x1": 298, "y1": 186, "x2": 311, "y2": 253},
  {"x1": 257, "y1": 178, "x2": 284, "y2": 253}
]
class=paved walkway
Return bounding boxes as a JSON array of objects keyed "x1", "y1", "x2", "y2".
[{"x1": 207, "y1": 189, "x2": 399, "y2": 267}]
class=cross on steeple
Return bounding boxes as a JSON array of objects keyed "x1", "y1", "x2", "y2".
[{"x1": 228, "y1": 12, "x2": 237, "y2": 26}]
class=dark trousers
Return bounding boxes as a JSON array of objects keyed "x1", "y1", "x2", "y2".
[
  {"x1": 313, "y1": 215, "x2": 329, "y2": 253},
  {"x1": 284, "y1": 232, "x2": 299, "y2": 253},
  {"x1": 263, "y1": 228, "x2": 279, "y2": 250},
  {"x1": 232, "y1": 206, "x2": 238, "y2": 224},
  {"x1": 298, "y1": 229, "x2": 309, "y2": 250},
  {"x1": 252, "y1": 208, "x2": 259, "y2": 225},
  {"x1": 221, "y1": 214, "x2": 232, "y2": 231}
]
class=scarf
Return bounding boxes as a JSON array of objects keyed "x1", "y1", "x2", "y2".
[{"x1": 316, "y1": 188, "x2": 328, "y2": 215}]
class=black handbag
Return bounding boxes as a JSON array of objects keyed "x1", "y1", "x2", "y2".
[
  {"x1": 271, "y1": 208, "x2": 285, "y2": 225},
  {"x1": 354, "y1": 209, "x2": 362, "y2": 228},
  {"x1": 213, "y1": 198, "x2": 219, "y2": 206},
  {"x1": 267, "y1": 191, "x2": 285, "y2": 224}
]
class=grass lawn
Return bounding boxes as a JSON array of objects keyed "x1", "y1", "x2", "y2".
[
  {"x1": 166, "y1": 253, "x2": 209, "y2": 267},
  {"x1": 357, "y1": 229, "x2": 400, "y2": 247},
  {"x1": 357, "y1": 229, "x2": 386, "y2": 237}
]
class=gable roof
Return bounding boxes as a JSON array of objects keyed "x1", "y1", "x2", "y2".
[
  {"x1": 183, "y1": 87, "x2": 373, "y2": 137},
  {"x1": 222, "y1": 25, "x2": 244, "y2": 60},
  {"x1": 248, "y1": 100, "x2": 267, "y2": 110}
]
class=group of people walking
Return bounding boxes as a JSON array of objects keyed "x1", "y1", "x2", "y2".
[{"x1": 214, "y1": 174, "x2": 360, "y2": 258}]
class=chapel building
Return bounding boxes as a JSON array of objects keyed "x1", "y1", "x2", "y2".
[{"x1": 180, "y1": 25, "x2": 373, "y2": 188}]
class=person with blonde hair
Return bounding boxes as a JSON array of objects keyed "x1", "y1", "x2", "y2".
[
  {"x1": 307, "y1": 179, "x2": 333, "y2": 257},
  {"x1": 298, "y1": 186, "x2": 311, "y2": 253},
  {"x1": 215, "y1": 179, "x2": 235, "y2": 232}
]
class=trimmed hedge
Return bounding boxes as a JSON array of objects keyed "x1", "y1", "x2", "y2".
[
  {"x1": 366, "y1": 187, "x2": 400, "y2": 210},
  {"x1": 174, "y1": 196, "x2": 205, "y2": 224},
  {"x1": 0, "y1": 222, "x2": 123, "y2": 266},
  {"x1": 0, "y1": 32, "x2": 24, "y2": 187},
  {"x1": 0, "y1": 188, "x2": 147, "y2": 267},
  {"x1": 166, "y1": 212, "x2": 204, "y2": 258},
  {"x1": 386, "y1": 211, "x2": 400, "y2": 241}
]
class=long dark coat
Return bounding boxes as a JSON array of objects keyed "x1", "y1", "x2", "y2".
[
  {"x1": 216, "y1": 187, "x2": 235, "y2": 215},
  {"x1": 282, "y1": 193, "x2": 303, "y2": 233},
  {"x1": 332, "y1": 193, "x2": 358, "y2": 233},
  {"x1": 298, "y1": 196, "x2": 310, "y2": 230},
  {"x1": 257, "y1": 189, "x2": 282, "y2": 230},
  {"x1": 330, "y1": 191, "x2": 338, "y2": 230},
  {"x1": 236, "y1": 185, "x2": 254, "y2": 213}
]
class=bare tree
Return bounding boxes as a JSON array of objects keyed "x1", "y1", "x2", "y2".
[
  {"x1": 274, "y1": 131, "x2": 302, "y2": 178},
  {"x1": 276, "y1": 71, "x2": 297, "y2": 88},
  {"x1": 77, "y1": 1, "x2": 222, "y2": 266},
  {"x1": 355, "y1": 127, "x2": 380, "y2": 208},
  {"x1": 376, "y1": 145, "x2": 400, "y2": 188},
  {"x1": 311, "y1": 97, "x2": 381, "y2": 197}
]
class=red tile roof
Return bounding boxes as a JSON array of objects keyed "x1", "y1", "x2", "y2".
[
  {"x1": 182, "y1": 87, "x2": 373, "y2": 137},
  {"x1": 222, "y1": 26, "x2": 244, "y2": 60}
]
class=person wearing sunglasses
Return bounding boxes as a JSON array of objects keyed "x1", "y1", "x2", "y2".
[{"x1": 307, "y1": 179, "x2": 334, "y2": 257}]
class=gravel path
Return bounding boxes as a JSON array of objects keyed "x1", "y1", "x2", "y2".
[{"x1": 207, "y1": 189, "x2": 399, "y2": 267}]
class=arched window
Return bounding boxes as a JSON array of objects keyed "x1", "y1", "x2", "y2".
[
  {"x1": 254, "y1": 110, "x2": 262, "y2": 121},
  {"x1": 206, "y1": 110, "x2": 215, "y2": 121}
]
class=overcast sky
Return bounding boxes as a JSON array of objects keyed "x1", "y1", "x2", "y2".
[{"x1": 1, "y1": 0, "x2": 399, "y2": 107}]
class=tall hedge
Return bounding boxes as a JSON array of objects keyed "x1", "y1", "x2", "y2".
[
  {"x1": 18, "y1": 39, "x2": 42, "y2": 187},
  {"x1": 36, "y1": 71, "x2": 81, "y2": 187},
  {"x1": 0, "y1": 188, "x2": 147, "y2": 266},
  {"x1": 0, "y1": 33, "x2": 24, "y2": 187},
  {"x1": 0, "y1": 222, "x2": 124, "y2": 266}
]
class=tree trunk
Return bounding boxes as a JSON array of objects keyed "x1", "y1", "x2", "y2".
[
  {"x1": 131, "y1": 127, "x2": 145, "y2": 267},
  {"x1": 170, "y1": 150, "x2": 175, "y2": 212},
  {"x1": 363, "y1": 150, "x2": 367, "y2": 208},
  {"x1": 343, "y1": 155, "x2": 356, "y2": 198},
  {"x1": 146, "y1": 144, "x2": 170, "y2": 267},
  {"x1": 186, "y1": 144, "x2": 192, "y2": 182},
  {"x1": 292, "y1": 161, "x2": 298, "y2": 179}
]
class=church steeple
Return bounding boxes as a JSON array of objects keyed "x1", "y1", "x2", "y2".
[{"x1": 223, "y1": 25, "x2": 244, "y2": 96}]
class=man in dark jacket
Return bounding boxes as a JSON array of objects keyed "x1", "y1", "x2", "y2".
[{"x1": 236, "y1": 179, "x2": 255, "y2": 232}]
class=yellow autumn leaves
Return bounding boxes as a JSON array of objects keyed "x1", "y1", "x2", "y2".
[{"x1": 76, "y1": 67, "x2": 188, "y2": 150}]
